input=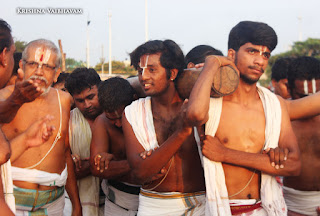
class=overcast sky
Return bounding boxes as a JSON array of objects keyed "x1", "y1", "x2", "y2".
[{"x1": 2, "y1": 0, "x2": 319, "y2": 66}]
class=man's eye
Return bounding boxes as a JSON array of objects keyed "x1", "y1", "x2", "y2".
[
  {"x1": 248, "y1": 49, "x2": 256, "y2": 54},
  {"x1": 263, "y1": 53, "x2": 270, "y2": 59}
]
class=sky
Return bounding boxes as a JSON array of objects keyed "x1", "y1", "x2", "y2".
[{"x1": 2, "y1": 0, "x2": 320, "y2": 67}]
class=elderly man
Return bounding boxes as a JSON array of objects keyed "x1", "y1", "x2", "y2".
[
  {"x1": 0, "y1": 39, "x2": 82, "y2": 216},
  {"x1": 0, "y1": 20, "x2": 56, "y2": 215},
  {"x1": 64, "y1": 68, "x2": 103, "y2": 215}
]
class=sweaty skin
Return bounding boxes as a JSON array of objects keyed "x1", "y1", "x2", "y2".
[
  {"x1": 123, "y1": 53, "x2": 205, "y2": 193},
  {"x1": 187, "y1": 44, "x2": 300, "y2": 200}
]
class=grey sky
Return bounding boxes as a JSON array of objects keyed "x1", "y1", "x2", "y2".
[{"x1": 2, "y1": 0, "x2": 319, "y2": 66}]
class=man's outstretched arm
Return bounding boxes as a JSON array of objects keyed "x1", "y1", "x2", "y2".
[{"x1": 0, "y1": 69, "x2": 43, "y2": 123}]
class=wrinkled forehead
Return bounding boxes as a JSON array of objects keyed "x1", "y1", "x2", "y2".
[{"x1": 26, "y1": 46, "x2": 57, "y2": 64}]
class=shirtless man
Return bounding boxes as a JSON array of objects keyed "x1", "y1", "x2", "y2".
[
  {"x1": 271, "y1": 57, "x2": 294, "y2": 99},
  {"x1": 122, "y1": 40, "x2": 205, "y2": 215},
  {"x1": 64, "y1": 68, "x2": 102, "y2": 215},
  {"x1": 187, "y1": 21, "x2": 301, "y2": 215},
  {"x1": 90, "y1": 77, "x2": 141, "y2": 215},
  {"x1": 0, "y1": 20, "x2": 56, "y2": 215},
  {"x1": 0, "y1": 39, "x2": 82, "y2": 215},
  {"x1": 283, "y1": 56, "x2": 320, "y2": 216}
]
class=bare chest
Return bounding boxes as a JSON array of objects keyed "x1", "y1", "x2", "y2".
[
  {"x1": 292, "y1": 119, "x2": 320, "y2": 156},
  {"x1": 109, "y1": 128, "x2": 127, "y2": 160},
  {"x1": 215, "y1": 103, "x2": 266, "y2": 153}
]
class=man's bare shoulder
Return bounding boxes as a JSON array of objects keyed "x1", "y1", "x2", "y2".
[
  {"x1": 0, "y1": 85, "x2": 14, "y2": 100},
  {"x1": 55, "y1": 89, "x2": 72, "y2": 109}
]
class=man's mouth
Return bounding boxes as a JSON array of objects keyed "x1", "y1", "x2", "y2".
[{"x1": 249, "y1": 66, "x2": 264, "y2": 73}]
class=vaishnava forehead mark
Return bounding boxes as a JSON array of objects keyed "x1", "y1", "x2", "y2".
[
  {"x1": 303, "y1": 79, "x2": 317, "y2": 95},
  {"x1": 34, "y1": 47, "x2": 51, "y2": 64},
  {"x1": 139, "y1": 55, "x2": 149, "y2": 76}
]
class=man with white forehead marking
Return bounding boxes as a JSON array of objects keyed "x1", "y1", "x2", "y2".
[
  {"x1": 0, "y1": 39, "x2": 82, "y2": 216},
  {"x1": 123, "y1": 40, "x2": 206, "y2": 216},
  {"x1": 283, "y1": 56, "x2": 320, "y2": 216}
]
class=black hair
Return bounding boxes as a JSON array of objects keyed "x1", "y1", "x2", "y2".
[
  {"x1": 287, "y1": 56, "x2": 320, "y2": 90},
  {"x1": 0, "y1": 19, "x2": 12, "y2": 53},
  {"x1": 228, "y1": 21, "x2": 277, "y2": 52},
  {"x1": 12, "y1": 52, "x2": 22, "y2": 76},
  {"x1": 129, "y1": 40, "x2": 185, "y2": 82},
  {"x1": 52, "y1": 72, "x2": 70, "y2": 87},
  {"x1": 185, "y1": 45, "x2": 223, "y2": 66},
  {"x1": 65, "y1": 68, "x2": 101, "y2": 96},
  {"x1": 98, "y1": 77, "x2": 135, "y2": 112},
  {"x1": 271, "y1": 57, "x2": 295, "y2": 81}
]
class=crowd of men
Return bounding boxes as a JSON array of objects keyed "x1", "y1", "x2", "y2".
[{"x1": 0, "y1": 18, "x2": 319, "y2": 216}]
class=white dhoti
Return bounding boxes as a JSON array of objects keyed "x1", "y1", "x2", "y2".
[
  {"x1": 12, "y1": 165, "x2": 68, "y2": 215},
  {"x1": 1, "y1": 160, "x2": 15, "y2": 213},
  {"x1": 138, "y1": 189, "x2": 205, "y2": 216},
  {"x1": 283, "y1": 186, "x2": 320, "y2": 216},
  {"x1": 102, "y1": 179, "x2": 139, "y2": 216},
  {"x1": 197, "y1": 86, "x2": 287, "y2": 216}
]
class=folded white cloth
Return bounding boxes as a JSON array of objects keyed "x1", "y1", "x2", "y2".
[
  {"x1": 283, "y1": 185, "x2": 320, "y2": 216},
  {"x1": 125, "y1": 97, "x2": 158, "y2": 151},
  {"x1": 11, "y1": 165, "x2": 68, "y2": 187}
]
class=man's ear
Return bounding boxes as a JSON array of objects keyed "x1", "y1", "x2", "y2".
[
  {"x1": 170, "y1": 68, "x2": 178, "y2": 81},
  {"x1": 53, "y1": 67, "x2": 61, "y2": 83},
  {"x1": 0, "y1": 47, "x2": 8, "y2": 67},
  {"x1": 271, "y1": 79, "x2": 277, "y2": 88},
  {"x1": 227, "y1": 49, "x2": 236, "y2": 62},
  {"x1": 187, "y1": 62, "x2": 195, "y2": 69}
]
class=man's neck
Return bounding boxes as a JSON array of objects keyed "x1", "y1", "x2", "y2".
[
  {"x1": 227, "y1": 80, "x2": 260, "y2": 104},
  {"x1": 151, "y1": 86, "x2": 181, "y2": 108}
]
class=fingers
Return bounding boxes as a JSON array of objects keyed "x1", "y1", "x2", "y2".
[
  {"x1": 72, "y1": 154, "x2": 81, "y2": 171},
  {"x1": 150, "y1": 167, "x2": 167, "y2": 181},
  {"x1": 94, "y1": 153, "x2": 113, "y2": 173},
  {"x1": 140, "y1": 149, "x2": 155, "y2": 159},
  {"x1": 194, "y1": 63, "x2": 204, "y2": 68},
  {"x1": 269, "y1": 148, "x2": 275, "y2": 168},
  {"x1": 94, "y1": 154, "x2": 102, "y2": 171}
]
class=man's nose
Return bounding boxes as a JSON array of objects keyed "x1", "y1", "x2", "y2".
[{"x1": 35, "y1": 65, "x2": 44, "y2": 75}]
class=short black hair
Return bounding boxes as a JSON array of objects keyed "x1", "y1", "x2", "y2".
[
  {"x1": 271, "y1": 57, "x2": 295, "y2": 81},
  {"x1": 0, "y1": 19, "x2": 12, "y2": 53},
  {"x1": 130, "y1": 40, "x2": 185, "y2": 81},
  {"x1": 185, "y1": 45, "x2": 223, "y2": 66},
  {"x1": 65, "y1": 68, "x2": 101, "y2": 96},
  {"x1": 12, "y1": 52, "x2": 22, "y2": 76},
  {"x1": 287, "y1": 56, "x2": 320, "y2": 90},
  {"x1": 228, "y1": 21, "x2": 277, "y2": 52},
  {"x1": 98, "y1": 77, "x2": 135, "y2": 112},
  {"x1": 52, "y1": 72, "x2": 70, "y2": 87}
]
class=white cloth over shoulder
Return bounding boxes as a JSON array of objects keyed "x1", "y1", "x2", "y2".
[
  {"x1": 125, "y1": 97, "x2": 158, "y2": 151},
  {"x1": 69, "y1": 107, "x2": 100, "y2": 216},
  {"x1": 11, "y1": 165, "x2": 68, "y2": 187},
  {"x1": 195, "y1": 85, "x2": 287, "y2": 216},
  {"x1": 1, "y1": 160, "x2": 15, "y2": 213}
]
